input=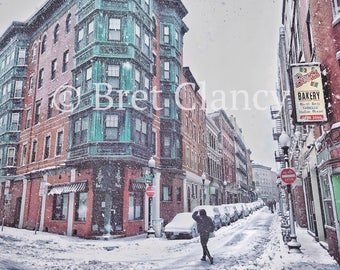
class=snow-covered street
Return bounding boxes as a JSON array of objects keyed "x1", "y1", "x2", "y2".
[{"x1": 1, "y1": 208, "x2": 340, "y2": 270}]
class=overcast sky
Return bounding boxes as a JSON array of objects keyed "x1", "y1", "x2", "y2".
[{"x1": 0, "y1": 0, "x2": 282, "y2": 170}]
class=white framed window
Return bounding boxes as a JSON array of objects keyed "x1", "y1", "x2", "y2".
[
  {"x1": 109, "y1": 18, "x2": 121, "y2": 41},
  {"x1": 7, "y1": 147, "x2": 16, "y2": 166},
  {"x1": 17, "y1": 48, "x2": 26, "y2": 65},
  {"x1": 164, "y1": 61, "x2": 170, "y2": 80},
  {"x1": 163, "y1": 25, "x2": 170, "y2": 44},
  {"x1": 107, "y1": 64, "x2": 120, "y2": 89}
]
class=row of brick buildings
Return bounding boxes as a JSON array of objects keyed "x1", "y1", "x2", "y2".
[
  {"x1": 0, "y1": 0, "x2": 255, "y2": 238},
  {"x1": 272, "y1": 0, "x2": 340, "y2": 263}
]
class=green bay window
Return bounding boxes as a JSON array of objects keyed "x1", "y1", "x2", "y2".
[{"x1": 107, "y1": 64, "x2": 120, "y2": 89}]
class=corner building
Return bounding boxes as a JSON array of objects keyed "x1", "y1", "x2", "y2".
[{"x1": 0, "y1": 0, "x2": 189, "y2": 237}]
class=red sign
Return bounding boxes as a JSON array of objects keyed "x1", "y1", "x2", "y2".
[
  {"x1": 146, "y1": 185, "x2": 155, "y2": 197},
  {"x1": 280, "y1": 168, "x2": 297, "y2": 184}
]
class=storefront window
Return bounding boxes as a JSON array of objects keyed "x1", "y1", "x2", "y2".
[
  {"x1": 52, "y1": 194, "x2": 69, "y2": 221},
  {"x1": 75, "y1": 192, "x2": 88, "y2": 222},
  {"x1": 321, "y1": 174, "x2": 335, "y2": 227}
]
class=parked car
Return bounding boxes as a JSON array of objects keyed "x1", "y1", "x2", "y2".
[
  {"x1": 223, "y1": 204, "x2": 238, "y2": 222},
  {"x1": 229, "y1": 203, "x2": 244, "y2": 219},
  {"x1": 192, "y1": 205, "x2": 222, "y2": 230},
  {"x1": 164, "y1": 212, "x2": 199, "y2": 240},
  {"x1": 216, "y1": 205, "x2": 231, "y2": 226},
  {"x1": 241, "y1": 203, "x2": 250, "y2": 217}
]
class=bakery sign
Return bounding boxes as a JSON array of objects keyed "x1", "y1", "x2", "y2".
[{"x1": 290, "y1": 63, "x2": 328, "y2": 123}]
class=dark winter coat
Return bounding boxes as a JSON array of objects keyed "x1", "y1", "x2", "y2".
[{"x1": 192, "y1": 210, "x2": 215, "y2": 234}]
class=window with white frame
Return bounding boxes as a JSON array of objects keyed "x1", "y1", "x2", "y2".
[
  {"x1": 66, "y1": 13, "x2": 72, "y2": 33},
  {"x1": 105, "y1": 114, "x2": 119, "y2": 140},
  {"x1": 143, "y1": 33, "x2": 150, "y2": 56},
  {"x1": 75, "y1": 192, "x2": 88, "y2": 221},
  {"x1": 128, "y1": 191, "x2": 143, "y2": 220},
  {"x1": 164, "y1": 61, "x2": 170, "y2": 80},
  {"x1": 162, "y1": 185, "x2": 172, "y2": 201},
  {"x1": 17, "y1": 48, "x2": 26, "y2": 65},
  {"x1": 31, "y1": 140, "x2": 37, "y2": 163},
  {"x1": 51, "y1": 59, "x2": 57, "y2": 80},
  {"x1": 6, "y1": 147, "x2": 15, "y2": 166},
  {"x1": 21, "y1": 144, "x2": 27, "y2": 166},
  {"x1": 56, "y1": 130, "x2": 63, "y2": 156},
  {"x1": 10, "y1": 113, "x2": 19, "y2": 130},
  {"x1": 25, "y1": 109, "x2": 31, "y2": 129},
  {"x1": 41, "y1": 35, "x2": 47, "y2": 54},
  {"x1": 163, "y1": 25, "x2": 170, "y2": 44},
  {"x1": 73, "y1": 116, "x2": 88, "y2": 145},
  {"x1": 62, "y1": 50, "x2": 69, "y2": 72},
  {"x1": 134, "y1": 69, "x2": 141, "y2": 90},
  {"x1": 135, "y1": 23, "x2": 141, "y2": 47},
  {"x1": 163, "y1": 98, "x2": 170, "y2": 117},
  {"x1": 87, "y1": 20, "x2": 94, "y2": 43},
  {"x1": 77, "y1": 28, "x2": 84, "y2": 50},
  {"x1": 14, "y1": 80, "x2": 23, "y2": 97},
  {"x1": 107, "y1": 64, "x2": 120, "y2": 89},
  {"x1": 54, "y1": 24, "x2": 60, "y2": 43},
  {"x1": 163, "y1": 135, "x2": 171, "y2": 157},
  {"x1": 44, "y1": 135, "x2": 51, "y2": 159},
  {"x1": 109, "y1": 18, "x2": 121, "y2": 41},
  {"x1": 135, "y1": 118, "x2": 147, "y2": 145},
  {"x1": 85, "y1": 66, "x2": 92, "y2": 92},
  {"x1": 38, "y1": 68, "x2": 44, "y2": 88}
]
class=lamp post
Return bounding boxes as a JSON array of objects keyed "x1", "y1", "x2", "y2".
[
  {"x1": 202, "y1": 173, "x2": 206, "y2": 205},
  {"x1": 146, "y1": 156, "x2": 155, "y2": 237},
  {"x1": 279, "y1": 131, "x2": 301, "y2": 253},
  {"x1": 223, "y1": 180, "x2": 227, "y2": 204},
  {"x1": 276, "y1": 178, "x2": 284, "y2": 216}
]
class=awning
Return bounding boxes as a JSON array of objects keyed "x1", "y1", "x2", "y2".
[
  {"x1": 48, "y1": 180, "x2": 88, "y2": 195},
  {"x1": 129, "y1": 181, "x2": 146, "y2": 192}
]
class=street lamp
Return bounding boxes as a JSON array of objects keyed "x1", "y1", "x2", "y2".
[
  {"x1": 276, "y1": 177, "x2": 284, "y2": 216},
  {"x1": 146, "y1": 156, "x2": 155, "y2": 237},
  {"x1": 223, "y1": 180, "x2": 227, "y2": 204},
  {"x1": 202, "y1": 173, "x2": 206, "y2": 205},
  {"x1": 279, "y1": 131, "x2": 301, "y2": 253}
]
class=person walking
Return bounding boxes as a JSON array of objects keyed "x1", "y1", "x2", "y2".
[{"x1": 192, "y1": 209, "x2": 214, "y2": 264}]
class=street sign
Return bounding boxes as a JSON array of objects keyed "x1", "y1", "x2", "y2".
[
  {"x1": 145, "y1": 185, "x2": 155, "y2": 197},
  {"x1": 280, "y1": 168, "x2": 297, "y2": 184}
]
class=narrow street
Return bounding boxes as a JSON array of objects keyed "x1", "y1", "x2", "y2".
[{"x1": 1, "y1": 208, "x2": 339, "y2": 270}]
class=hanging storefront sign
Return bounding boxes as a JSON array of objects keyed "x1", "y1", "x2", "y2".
[{"x1": 290, "y1": 63, "x2": 328, "y2": 123}]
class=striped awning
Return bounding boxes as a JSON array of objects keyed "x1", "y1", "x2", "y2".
[
  {"x1": 129, "y1": 181, "x2": 146, "y2": 192},
  {"x1": 48, "y1": 181, "x2": 88, "y2": 195}
]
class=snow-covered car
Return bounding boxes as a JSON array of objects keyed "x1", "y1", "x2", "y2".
[
  {"x1": 192, "y1": 205, "x2": 222, "y2": 230},
  {"x1": 164, "y1": 212, "x2": 199, "y2": 240},
  {"x1": 217, "y1": 205, "x2": 231, "y2": 226},
  {"x1": 223, "y1": 204, "x2": 238, "y2": 222},
  {"x1": 229, "y1": 203, "x2": 244, "y2": 219}
]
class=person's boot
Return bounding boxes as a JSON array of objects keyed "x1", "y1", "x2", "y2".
[
  {"x1": 208, "y1": 256, "x2": 213, "y2": 264},
  {"x1": 200, "y1": 256, "x2": 206, "y2": 261}
]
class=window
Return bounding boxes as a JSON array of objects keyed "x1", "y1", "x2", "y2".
[
  {"x1": 25, "y1": 109, "x2": 31, "y2": 129},
  {"x1": 128, "y1": 191, "x2": 143, "y2": 220},
  {"x1": 134, "y1": 69, "x2": 141, "y2": 90},
  {"x1": 107, "y1": 65, "x2": 120, "y2": 89},
  {"x1": 135, "y1": 23, "x2": 141, "y2": 47},
  {"x1": 152, "y1": 131, "x2": 156, "y2": 155},
  {"x1": 52, "y1": 193, "x2": 69, "y2": 220},
  {"x1": 54, "y1": 24, "x2": 59, "y2": 43},
  {"x1": 10, "y1": 113, "x2": 19, "y2": 130},
  {"x1": 176, "y1": 187, "x2": 181, "y2": 201},
  {"x1": 162, "y1": 185, "x2": 172, "y2": 201},
  {"x1": 31, "y1": 140, "x2": 37, "y2": 162},
  {"x1": 175, "y1": 30, "x2": 179, "y2": 48},
  {"x1": 44, "y1": 135, "x2": 51, "y2": 159},
  {"x1": 7, "y1": 147, "x2": 15, "y2": 166},
  {"x1": 73, "y1": 116, "x2": 88, "y2": 145},
  {"x1": 14, "y1": 80, "x2": 23, "y2": 97},
  {"x1": 332, "y1": 0, "x2": 340, "y2": 16},
  {"x1": 32, "y1": 43, "x2": 38, "y2": 62},
  {"x1": 75, "y1": 192, "x2": 87, "y2": 221},
  {"x1": 48, "y1": 96, "x2": 53, "y2": 119},
  {"x1": 164, "y1": 98, "x2": 170, "y2": 117},
  {"x1": 105, "y1": 114, "x2": 119, "y2": 140},
  {"x1": 38, "y1": 68, "x2": 44, "y2": 88},
  {"x1": 28, "y1": 76, "x2": 33, "y2": 95},
  {"x1": 87, "y1": 20, "x2": 94, "y2": 43},
  {"x1": 163, "y1": 25, "x2": 170, "y2": 44},
  {"x1": 164, "y1": 61, "x2": 170, "y2": 80},
  {"x1": 109, "y1": 18, "x2": 121, "y2": 41},
  {"x1": 144, "y1": 76, "x2": 150, "y2": 93},
  {"x1": 66, "y1": 13, "x2": 72, "y2": 33},
  {"x1": 85, "y1": 66, "x2": 92, "y2": 92},
  {"x1": 143, "y1": 33, "x2": 150, "y2": 56},
  {"x1": 18, "y1": 48, "x2": 26, "y2": 65},
  {"x1": 145, "y1": 0, "x2": 150, "y2": 12},
  {"x1": 34, "y1": 102, "x2": 41, "y2": 124},
  {"x1": 41, "y1": 35, "x2": 47, "y2": 54},
  {"x1": 62, "y1": 50, "x2": 69, "y2": 72},
  {"x1": 56, "y1": 130, "x2": 63, "y2": 156},
  {"x1": 321, "y1": 175, "x2": 336, "y2": 227},
  {"x1": 135, "y1": 118, "x2": 147, "y2": 145},
  {"x1": 163, "y1": 136, "x2": 171, "y2": 157},
  {"x1": 77, "y1": 28, "x2": 84, "y2": 50},
  {"x1": 75, "y1": 72, "x2": 81, "y2": 93},
  {"x1": 51, "y1": 59, "x2": 57, "y2": 80},
  {"x1": 21, "y1": 144, "x2": 27, "y2": 166}
]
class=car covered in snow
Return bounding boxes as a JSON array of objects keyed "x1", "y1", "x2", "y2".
[{"x1": 164, "y1": 212, "x2": 199, "y2": 240}]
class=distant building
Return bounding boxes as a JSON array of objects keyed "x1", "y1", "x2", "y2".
[{"x1": 252, "y1": 163, "x2": 277, "y2": 203}]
